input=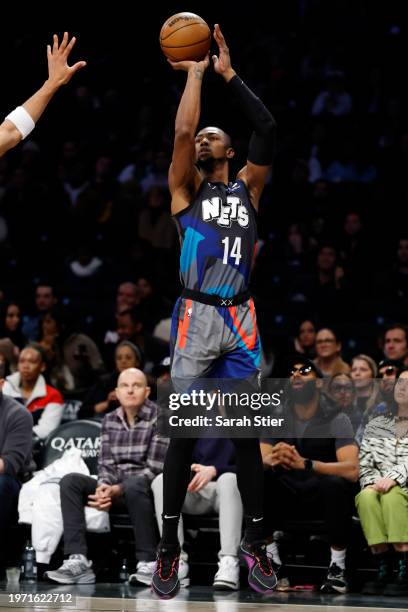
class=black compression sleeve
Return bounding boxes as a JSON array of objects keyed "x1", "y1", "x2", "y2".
[{"x1": 228, "y1": 74, "x2": 276, "y2": 165}]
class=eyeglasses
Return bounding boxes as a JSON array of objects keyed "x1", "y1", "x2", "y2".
[
  {"x1": 290, "y1": 365, "x2": 313, "y2": 376},
  {"x1": 331, "y1": 384, "x2": 353, "y2": 393},
  {"x1": 379, "y1": 366, "x2": 397, "y2": 378}
]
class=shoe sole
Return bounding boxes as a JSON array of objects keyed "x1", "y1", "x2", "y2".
[
  {"x1": 213, "y1": 581, "x2": 240, "y2": 591},
  {"x1": 45, "y1": 573, "x2": 95, "y2": 585},
  {"x1": 148, "y1": 576, "x2": 189, "y2": 587},
  {"x1": 320, "y1": 584, "x2": 347, "y2": 594},
  {"x1": 151, "y1": 582, "x2": 180, "y2": 599}
]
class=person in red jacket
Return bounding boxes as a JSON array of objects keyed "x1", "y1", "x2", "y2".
[{"x1": 2, "y1": 344, "x2": 64, "y2": 440}]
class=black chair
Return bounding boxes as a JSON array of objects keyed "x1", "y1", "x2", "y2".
[{"x1": 39, "y1": 419, "x2": 101, "y2": 474}]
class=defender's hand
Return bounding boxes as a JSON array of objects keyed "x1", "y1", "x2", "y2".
[
  {"x1": 47, "y1": 32, "x2": 86, "y2": 88},
  {"x1": 167, "y1": 54, "x2": 210, "y2": 73},
  {"x1": 212, "y1": 24, "x2": 235, "y2": 81}
]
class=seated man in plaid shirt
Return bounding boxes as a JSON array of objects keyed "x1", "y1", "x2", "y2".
[{"x1": 46, "y1": 368, "x2": 168, "y2": 585}]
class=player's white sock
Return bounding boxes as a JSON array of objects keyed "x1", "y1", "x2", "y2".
[
  {"x1": 330, "y1": 547, "x2": 346, "y2": 570},
  {"x1": 266, "y1": 541, "x2": 282, "y2": 566}
]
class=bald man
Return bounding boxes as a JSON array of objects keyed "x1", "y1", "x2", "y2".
[
  {"x1": 46, "y1": 368, "x2": 168, "y2": 586},
  {"x1": 0, "y1": 32, "x2": 86, "y2": 158}
]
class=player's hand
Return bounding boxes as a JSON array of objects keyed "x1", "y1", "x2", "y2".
[
  {"x1": 187, "y1": 464, "x2": 216, "y2": 492},
  {"x1": 212, "y1": 24, "x2": 235, "y2": 81},
  {"x1": 46, "y1": 32, "x2": 86, "y2": 88},
  {"x1": 167, "y1": 54, "x2": 210, "y2": 74}
]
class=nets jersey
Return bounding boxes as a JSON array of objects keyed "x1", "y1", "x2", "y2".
[{"x1": 173, "y1": 179, "x2": 258, "y2": 298}]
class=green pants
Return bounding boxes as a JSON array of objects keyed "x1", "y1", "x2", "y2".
[{"x1": 355, "y1": 486, "x2": 408, "y2": 546}]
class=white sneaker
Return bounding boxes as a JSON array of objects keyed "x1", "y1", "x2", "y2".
[
  {"x1": 213, "y1": 555, "x2": 240, "y2": 590},
  {"x1": 45, "y1": 554, "x2": 95, "y2": 584},
  {"x1": 178, "y1": 558, "x2": 190, "y2": 587},
  {"x1": 129, "y1": 561, "x2": 156, "y2": 586}
]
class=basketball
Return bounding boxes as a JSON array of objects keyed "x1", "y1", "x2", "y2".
[{"x1": 160, "y1": 12, "x2": 211, "y2": 62}]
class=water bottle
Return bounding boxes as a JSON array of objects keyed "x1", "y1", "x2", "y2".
[
  {"x1": 119, "y1": 558, "x2": 128, "y2": 583},
  {"x1": 21, "y1": 540, "x2": 37, "y2": 581}
]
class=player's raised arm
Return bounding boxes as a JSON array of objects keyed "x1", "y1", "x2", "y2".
[
  {"x1": 212, "y1": 24, "x2": 276, "y2": 209},
  {"x1": 0, "y1": 32, "x2": 86, "y2": 158},
  {"x1": 167, "y1": 56, "x2": 209, "y2": 213}
]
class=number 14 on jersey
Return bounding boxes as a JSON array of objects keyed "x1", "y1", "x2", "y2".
[{"x1": 222, "y1": 237, "x2": 242, "y2": 265}]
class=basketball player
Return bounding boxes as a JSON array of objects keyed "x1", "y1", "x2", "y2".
[
  {"x1": 0, "y1": 32, "x2": 86, "y2": 158},
  {"x1": 152, "y1": 24, "x2": 277, "y2": 598}
]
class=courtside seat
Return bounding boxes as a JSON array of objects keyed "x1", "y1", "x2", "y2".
[{"x1": 38, "y1": 419, "x2": 101, "y2": 474}]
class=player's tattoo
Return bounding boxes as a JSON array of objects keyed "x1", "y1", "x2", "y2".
[{"x1": 194, "y1": 66, "x2": 204, "y2": 80}]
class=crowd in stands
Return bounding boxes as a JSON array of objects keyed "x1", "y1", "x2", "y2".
[{"x1": 1, "y1": 0, "x2": 408, "y2": 597}]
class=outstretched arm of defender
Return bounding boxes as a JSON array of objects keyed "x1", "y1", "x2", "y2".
[
  {"x1": 0, "y1": 32, "x2": 86, "y2": 157},
  {"x1": 213, "y1": 24, "x2": 276, "y2": 209},
  {"x1": 168, "y1": 56, "x2": 209, "y2": 211}
]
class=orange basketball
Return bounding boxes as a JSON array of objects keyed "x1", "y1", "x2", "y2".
[{"x1": 160, "y1": 12, "x2": 211, "y2": 62}]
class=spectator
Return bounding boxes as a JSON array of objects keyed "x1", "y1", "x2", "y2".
[
  {"x1": 103, "y1": 281, "x2": 139, "y2": 346},
  {"x1": 382, "y1": 324, "x2": 408, "y2": 366},
  {"x1": 0, "y1": 338, "x2": 18, "y2": 375},
  {"x1": 338, "y1": 212, "x2": 369, "y2": 294},
  {"x1": 314, "y1": 327, "x2": 350, "y2": 377},
  {"x1": 116, "y1": 281, "x2": 139, "y2": 313},
  {"x1": 36, "y1": 309, "x2": 74, "y2": 392},
  {"x1": 350, "y1": 354, "x2": 379, "y2": 415},
  {"x1": 290, "y1": 245, "x2": 345, "y2": 318},
  {"x1": 152, "y1": 356, "x2": 171, "y2": 385},
  {"x1": 350, "y1": 354, "x2": 380, "y2": 443},
  {"x1": 261, "y1": 356, "x2": 358, "y2": 594},
  {"x1": 78, "y1": 341, "x2": 144, "y2": 419},
  {"x1": 0, "y1": 301, "x2": 27, "y2": 351},
  {"x1": 376, "y1": 358, "x2": 402, "y2": 411},
  {"x1": 45, "y1": 368, "x2": 168, "y2": 585},
  {"x1": 356, "y1": 368, "x2": 408, "y2": 596},
  {"x1": 22, "y1": 284, "x2": 58, "y2": 341},
  {"x1": 138, "y1": 186, "x2": 176, "y2": 250},
  {"x1": 151, "y1": 438, "x2": 242, "y2": 591},
  {"x1": 328, "y1": 373, "x2": 360, "y2": 435},
  {"x1": 62, "y1": 333, "x2": 105, "y2": 393},
  {"x1": 116, "y1": 306, "x2": 168, "y2": 374},
  {"x1": 0, "y1": 390, "x2": 33, "y2": 569},
  {"x1": 293, "y1": 319, "x2": 316, "y2": 358},
  {"x1": 376, "y1": 238, "x2": 408, "y2": 302},
  {"x1": 135, "y1": 274, "x2": 172, "y2": 333},
  {"x1": 311, "y1": 71, "x2": 352, "y2": 117},
  {"x1": 2, "y1": 344, "x2": 64, "y2": 440},
  {"x1": 139, "y1": 151, "x2": 169, "y2": 194},
  {"x1": 64, "y1": 243, "x2": 106, "y2": 300}
]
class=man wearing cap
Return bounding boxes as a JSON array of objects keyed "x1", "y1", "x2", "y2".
[
  {"x1": 377, "y1": 359, "x2": 402, "y2": 409},
  {"x1": 153, "y1": 357, "x2": 171, "y2": 385},
  {"x1": 261, "y1": 356, "x2": 359, "y2": 594}
]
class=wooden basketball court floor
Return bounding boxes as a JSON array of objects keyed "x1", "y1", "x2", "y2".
[{"x1": 1, "y1": 582, "x2": 407, "y2": 612}]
